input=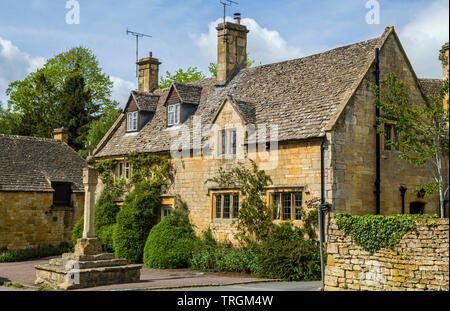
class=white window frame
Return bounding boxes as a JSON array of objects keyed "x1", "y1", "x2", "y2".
[
  {"x1": 161, "y1": 206, "x2": 172, "y2": 220},
  {"x1": 168, "y1": 103, "x2": 180, "y2": 126},
  {"x1": 127, "y1": 111, "x2": 138, "y2": 132},
  {"x1": 125, "y1": 161, "x2": 130, "y2": 180}
]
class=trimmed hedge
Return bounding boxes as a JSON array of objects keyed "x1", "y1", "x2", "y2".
[
  {"x1": 113, "y1": 182, "x2": 161, "y2": 263},
  {"x1": 143, "y1": 203, "x2": 198, "y2": 269}
]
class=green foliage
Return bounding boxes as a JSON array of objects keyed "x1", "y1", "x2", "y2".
[
  {"x1": 257, "y1": 222, "x2": 321, "y2": 281},
  {"x1": 335, "y1": 213, "x2": 438, "y2": 253},
  {"x1": 0, "y1": 243, "x2": 72, "y2": 263},
  {"x1": 207, "y1": 159, "x2": 273, "y2": 244},
  {"x1": 159, "y1": 67, "x2": 205, "y2": 89},
  {"x1": 143, "y1": 200, "x2": 198, "y2": 269},
  {"x1": 72, "y1": 216, "x2": 84, "y2": 246},
  {"x1": 113, "y1": 181, "x2": 161, "y2": 263},
  {"x1": 4, "y1": 46, "x2": 118, "y2": 151},
  {"x1": 128, "y1": 151, "x2": 173, "y2": 186}
]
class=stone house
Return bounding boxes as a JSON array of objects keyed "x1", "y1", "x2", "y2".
[
  {"x1": 93, "y1": 18, "x2": 448, "y2": 241},
  {"x1": 0, "y1": 129, "x2": 85, "y2": 250}
]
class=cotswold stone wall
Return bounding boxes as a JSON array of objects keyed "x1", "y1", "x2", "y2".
[
  {"x1": 0, "y1": 192, "x2": 84, "y2": 250},
  {"x1": 325, "y1": 218, "x2": 449, "y2": 291}
]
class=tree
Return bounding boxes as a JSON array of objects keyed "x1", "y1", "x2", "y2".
[
  {"x1": 59, "y1": 70, "x2": 93, "y2": 151},
  {"x1": 81, "y1": 106, "x2": 121, "y2": 155},
  {"x1": 372, "y1": 70, "x2": 449, "y2": 217},
  {"x1": 158, "y1": 67, "x2": 205, "y2": 89},
  {"x1": 4, "y1": 46, "x2": 118, "y2": 148},
  {"x1": 0, "y1": 105, "x2": 21, "y2": 135}
]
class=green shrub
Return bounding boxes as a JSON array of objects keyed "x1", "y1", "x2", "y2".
[
  {"x1": 0, "y1": 243, "x2": 72, "y2": 263},
  {"x1": 143, "y1": 201, "x2": 198, "y2": 269},
  {"x1": 335, "y1": 213, "x2": 438, "y2": 253},
  {"x1": 72, "y1": 216, "x2": 84, "y2": 246},
  {"x1": 258, "y1": 223, "x2": 321, "y2": 281},
  {"x1": 114, "y1": 182, "x2": 161, "y2": 263}
]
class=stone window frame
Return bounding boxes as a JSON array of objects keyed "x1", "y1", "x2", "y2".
[
  {"x1": 383, "y1": 122, "x2": 400, "y2": 152},
  {"x1": 218, "y1": 128, "x2": 237, "y2": 156}
]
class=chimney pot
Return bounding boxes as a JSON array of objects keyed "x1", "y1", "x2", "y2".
[{"x1": 234, "y1": 13, "x2": 241, "y2": 24}]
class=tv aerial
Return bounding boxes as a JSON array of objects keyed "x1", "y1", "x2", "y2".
[
  {"x1": 219, "y1": 0, "x2": 238, "y2": 42},
  {"x1": 126, "y1": 28, "x2": 152, "y2": 77}
]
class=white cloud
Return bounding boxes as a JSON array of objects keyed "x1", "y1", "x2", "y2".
[
  {"x1": 0, "y1": 37, "x2": 45, "y2": 107},
  {"x1": 399, "y1": 0, "x2": 449, "y2": 78},
  {"x1": 110, "y1": 76, "x2": 136, "y2": 108},
  {"x1": 191, "y1": 17, "x2": 302, "y2": 66}
]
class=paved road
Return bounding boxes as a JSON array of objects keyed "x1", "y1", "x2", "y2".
[{"x1": 162, "y1": 281, "x2": 322, "y2": 291}]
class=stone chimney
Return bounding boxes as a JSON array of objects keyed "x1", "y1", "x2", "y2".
[
  {"x1": 441, "y1": 43, "x2": 449, "y2": 112},
  {"x1": 53, "y1": 128, "x2": 68, "y2": 144},
  {"x1": 216, "y1": 16, "x2": 249, "y2": 86},
  {"x1": 137, "y1": 52, "x2": 161, "y2": 92}
]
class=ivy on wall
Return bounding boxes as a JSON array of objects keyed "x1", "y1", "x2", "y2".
[{"x1": 335, "y1": 213, "x2": 438, "y2": 253}]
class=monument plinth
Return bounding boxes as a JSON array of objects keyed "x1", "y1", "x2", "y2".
[{"x1": 35, "y1": 163, "x2": 142, "y2": 290}]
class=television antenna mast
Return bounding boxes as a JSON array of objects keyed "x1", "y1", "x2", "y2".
[
  {"x1": 126, "y1": 28, "x2": 152, "y2": 77},
  {"x1": 219, "y1": 0, "x2": 238, "y2": 42}
]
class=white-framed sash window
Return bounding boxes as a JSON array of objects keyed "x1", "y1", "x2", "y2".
[
  {"x1": 168, "y1": 103, "x2": 180, "y2": 126},
  {"x1": 127, "y1": 111, "x2": 138, "y2": 131}
]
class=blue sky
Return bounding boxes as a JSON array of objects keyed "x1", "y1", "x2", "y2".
[{"x1": 0, "y1": 0, "x2": 448, "y2": 108}]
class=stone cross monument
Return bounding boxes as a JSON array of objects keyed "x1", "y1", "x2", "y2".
[{"x1": 35, "y1": 156, "x2": 142, "y2": 290}]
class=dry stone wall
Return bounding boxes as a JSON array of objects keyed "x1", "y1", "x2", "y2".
[{"x1": 325, "y1": 218, "x2": 449, "y2": 291}]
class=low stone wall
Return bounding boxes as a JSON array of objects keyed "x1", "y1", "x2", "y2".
[{"x1": 325, "y1": 218, "x2": 449, "y2": 291}]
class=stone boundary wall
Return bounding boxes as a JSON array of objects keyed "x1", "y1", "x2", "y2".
[{"x1": 325, "y1": 218, "x2": 449, "y2": 291}]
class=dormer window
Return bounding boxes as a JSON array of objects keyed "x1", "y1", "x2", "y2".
[
  {"x1": 168, "y1": 103, "x2": 180, "y2": 126},
  {"x1": 127, "y1": 111, "x2": 138, "y2": 132}
]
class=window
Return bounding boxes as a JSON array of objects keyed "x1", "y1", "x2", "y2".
[
  {"x1": 219, "y1": 129, "x2": 237, "y2": 155},
  {"x1": 161, "y1": 206, "x2": 172, "y2": 220},
  {"x1": 229, "y1": 129, "x2": 237, "y2": 154},
  {"x1": 118, "y1": 162, "x2": 123, "y2": 179},
  {"x1": 168, "y1": 103, "x2": 180, "y2": 126},
  {"x1": 272, "y1": 192, "x2": 303, "y2": 221},
  {"x1": 233, "y1": 194, "x2": 239, "y2": 218},
  {"x1": 214, "y1": 193, "x2": 239, "y2": 219},
  {"x1": 294, "y1": 193, "x2": 303, "y2": 220},
  {"x1": 384, "y1": 123, "x2": 399, "y2": 151},
  {"x1": 223, "y1": 194, "x2": 230, "y2": 218},
  {"x1": 125, "y1": 161, "x2": 130, "y2": 180},
  {"x1": 52, "y1": 182, "x2": 72, "y2": 207},
  {"x1": 221, "y1": 130, "x2": 226, "y2": 155},
  {"x1": 127, "y1": 111, "x2": 138, "y2": 132},
  {"x1": 215, "y1": 195, "x2": 222, "y2": 218}
]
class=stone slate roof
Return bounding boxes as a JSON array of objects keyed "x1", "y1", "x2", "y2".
[
  {"x1": 172, "y1": 82, "x2": 203, "y2": 105},
  {"x1": 130, "y1": 90, "x2": 159, "y2": 112},
  {"x1": 0, "y1": 135, "x2": 86, "y2": 192},
  {"x1": 95, "y1": 32, "x2": 388, "y2": 158},
  {"x1": 419, "y1": 78, "x2": 443, "y2": 99}
]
